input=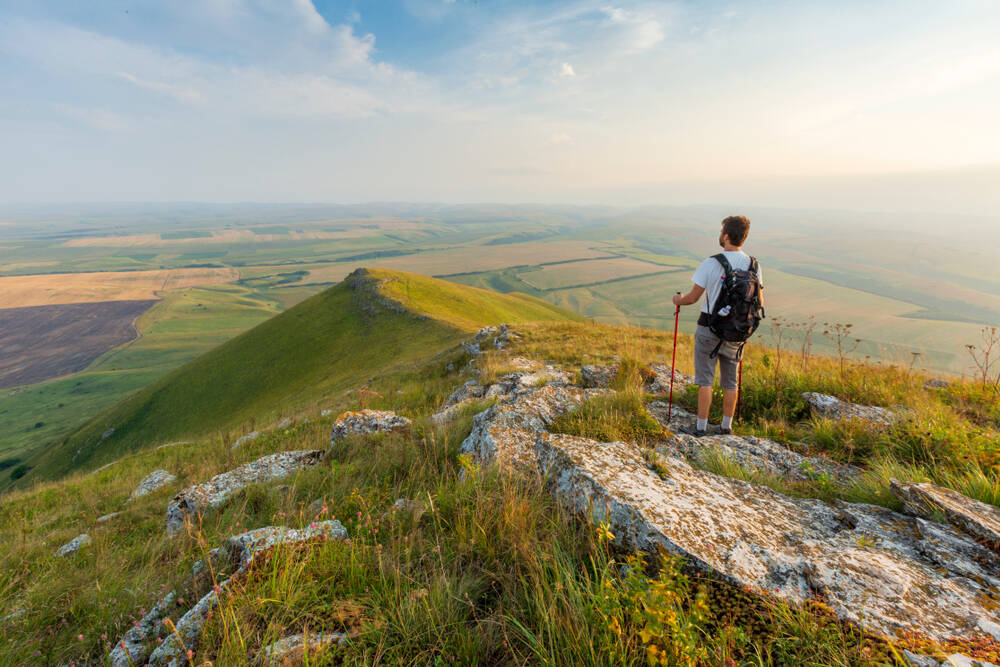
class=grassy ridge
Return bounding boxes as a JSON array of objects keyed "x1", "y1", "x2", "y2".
[{"x1": 18, "y1": 269, "x2": 578, "y2": 485}]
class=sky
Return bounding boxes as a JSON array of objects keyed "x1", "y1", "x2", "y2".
[{"x1": 2, "y1": 0, "x2": 999, "y2": 213}]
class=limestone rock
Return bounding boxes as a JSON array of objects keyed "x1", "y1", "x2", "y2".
[
  {"x1": 942, "y1": 654, "x2": 999, "y2": 667},
  {"x1": 256, "y1": 631, "x2": 349, "y2": 665},
  {"x1": 55, "y1": 534, "x2": 91, "y2": 557},
  {"x1": 644, "y1": 364, "x2": 695, "y2": 396},
  {"x1": 130, "y1": 469, "x2": 177, "y2": 501},
  {"x1": 96, "y1": 512, "x2": 121, "y2": 523},
  {"x1": 165, "y1": 450, "x2": 324, "y2": 536},
  {"x1": 108, "y1": 592, "x2": 178, "y2": 667},
  {"x1": 903, "y1": 650, "x2": 945, "y2": 667},
  {"x1": 232, "y1": 431, "x2": 260, "y2": 450},
  {"x1": 658, "y1": 432, "x2": 859, "y2": 484},
  {"x1": 803, "y1": 392, "x2": 896, "y2": 426},
  {"x1": 891, "y1": 480, "x2": 1000, "y2": 550},
  {"x1": 925, "y1": 379, "x2": 952, "y2": 390},
  {"x1": 276, "y1": 417, "x2": 293, "y2": 429},
  {"x1": 528, "y1": 431, "x2": 1000, "y2": 643},
  {"x1": 460, "y1": 384, "x2": 605, "y2": 472},
  {"x1": 329, "y1": 410, "x2": 411, "y2": 444},
  {"x1": 462, "y1": 323, "x2": 517, "y2": 356},
  {"x1": 581, "y1": 364, "x2": 617, "y2": 388},
  {"x1": 148, "y1": 584, "x2": 225, "y2": 667},
  {"x1": 217, "y1": 521, "x2": 348, "y2": 571}
]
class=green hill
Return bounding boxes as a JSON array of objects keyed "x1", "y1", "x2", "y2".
[{"x1": 19, "y1": 268, "x2": 580, "y2": 483}]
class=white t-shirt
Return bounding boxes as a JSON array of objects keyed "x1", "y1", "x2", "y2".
[{"x1": 691, "y1": 250, "x2": 763, "y2": 314}]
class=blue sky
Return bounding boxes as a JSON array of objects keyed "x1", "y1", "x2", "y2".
[{"x1": 2, "y1": 1, "x2": 999, "y2": 211}]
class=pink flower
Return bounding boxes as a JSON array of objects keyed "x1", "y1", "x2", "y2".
[{"x1": 77, "y1": 634, "x2": 84, "y2": 641}]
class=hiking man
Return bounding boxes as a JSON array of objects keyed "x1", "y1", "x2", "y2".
[{"x1": 672, "y1": 215, "x2": 764, "y2": 436}]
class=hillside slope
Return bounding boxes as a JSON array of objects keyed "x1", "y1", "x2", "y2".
[{"x1": 19, "y1": 268, "x2": 580, "y2": 484}]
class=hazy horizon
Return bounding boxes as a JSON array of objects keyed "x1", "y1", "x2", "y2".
[{"x1": 3, "y1": 1, "x2": 999, "y2": 216}]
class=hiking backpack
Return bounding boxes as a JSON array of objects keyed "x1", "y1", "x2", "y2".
[{"x1": 707, "y1": 254, "x2": 765, "y2": 354}]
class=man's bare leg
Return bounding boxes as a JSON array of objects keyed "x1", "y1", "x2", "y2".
[
  {"x1": 697, "y1": 385, "x2": 713, "y2": 420},
  {"x1": 722, "y1": 388, "x2": 738, "y2": 418}
]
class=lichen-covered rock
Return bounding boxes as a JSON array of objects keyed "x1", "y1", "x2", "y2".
[
  {"x1": 149, "y1": 521, "x2": 347, "y2": 666},
  {"x1": 56, "y1": 534, "x2": 91, "y2": 557},
  {"x1": 891, "y1": 480, "x2": 1000, "y2": 551},
  {"x1": 108, "y1": 592, "x2": 178, "y2": 667},
  {"x1": 231, "y1": 431, "x2": 260, "y2": 450},
  {"x1": 256, "y1": 631, "x2": 349, "y2": 665},
  {"x1": 130, "y1": 469, "x2": 177, "y2": 501},
  {"x1": 461, "y1": 323, "x2": 518, "y2": 355},
  {"x1": 460, "y1": 384, "x2": 605, "y2": 471},
  {"x1": 581, "y1": 364, "x2": 618, "y2": 388},
  {"x1": 658, "y1": 432, "x2": 859, "y2": 484},
  {"x1": 803, "y1": 392, "x2": 896, "y2": 426},
  {"x1": 217, "y1": 521, "x2": 348, "y2": 570},
  {"x1": 165, "y1": 450, "x2": 324, "y2": 536},
  {"x1": 329, "y1": 409, "x2": 411, "y2": 444},
  {"x1": 528, "y1": 431, "x2": 1000, "y2": 644},
  {"x1": 644, "y1": 364, "x2": 695, "y2": 396},
  {"x1": 942, "y1": 654, "x2": 1000, "y2": 667}
]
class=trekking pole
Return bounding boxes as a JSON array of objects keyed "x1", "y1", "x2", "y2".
[
  {"x1": 667, "y1": 293, "x2": 681, "y2": 421},
  {"x1": 735, "y1": 356, "x2": 743, "y2": 422}
]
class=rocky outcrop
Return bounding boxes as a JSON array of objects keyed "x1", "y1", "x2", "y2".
[
  {"x1": 644, "y1": 364, "x2": 695, "y2": 396},
  {"x1": 108, "y1": 592, "x2": 178, "y2": 667},
  {"x1": 130, "y1": 469, "x2": 177, "y2": 501},
  {"x1": 431, "y1": 362, "x2": 574, "y2": 425},
  {"x1": 461, "y1": 324, "x2": 519, "y2": 356},
  {"x1": 56, "y1": 534, "x2": 91, "y2": 557},
  {"x1": 891, "y1": 480, "x2": 1000, "y2": 551},
  {"x1": 147, "y1": 520, "x2": 346, "y2": 667},
  {"x1": 530, "y1": 431, "x2": 1000, "y2": 644},
  {"x1": 581, "y1": 364, "x2": 617, "y2": 388},
  {"x1": 329, "y1": 410, "x2": 411, "y2": 444},
  {"x1": 256, "y1": 631, "x2": 349, "y2": 665},
  {"x1": 460, "y1": 384, "x2": 605, "y2": 471},
  {"x1": 165, "y1": 450, "x2": 324, "y2": 537},
  {"x1": 803, "y1": 392, "x2": 896, "y2": 426},
  {"x1": 232, "y1": 431, "x2": 260, "y2": 450},
  {"x1": 657, "y1": 431, "x2": 859, "y2": 484}
]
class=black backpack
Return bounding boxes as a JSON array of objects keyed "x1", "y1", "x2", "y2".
[{"x1": 707, "y1": 254, "x2": 765, "y2": 356}]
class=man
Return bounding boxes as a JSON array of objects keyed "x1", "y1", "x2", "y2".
[{"x1": 672, "y1": 215, "x2": 763, "y2": 436}]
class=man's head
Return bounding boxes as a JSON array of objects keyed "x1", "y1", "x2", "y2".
[{"x1": 719, "y1": 215, "x2": 750, "y2": 249}]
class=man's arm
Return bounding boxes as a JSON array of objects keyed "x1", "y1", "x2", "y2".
[{"x1": 672, "y1": 284, "x2": 705, "y2": 307}]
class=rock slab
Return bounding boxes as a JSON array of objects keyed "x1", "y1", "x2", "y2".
[
  {"x1": 803, "y1": 392, "x2": 896, "y2": 426},
  {"x1": 165, "y1": 450, "x2": 324, "y2": 536},
  {"x1": 329, "y1": 409, "x2": 410, "y2": 444},
  {"x1": 130, "y1": 469, "x2": 177, "y2": 501},
  {"x1": 257, "y1": 631, "x2": 349, "y2": 665},
  {"x1": 55, "y1": 534, "x2": 91, "y2": 558},
  {"x1": 891, "y1": 480, "x2": 1000, "y2": 551}
]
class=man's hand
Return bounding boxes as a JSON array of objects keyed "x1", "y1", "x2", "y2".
[{"x1": 674, "y1": 284, "x2": 705, "y2": 307}]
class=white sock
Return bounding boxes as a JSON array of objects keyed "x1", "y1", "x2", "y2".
[
  {"x1": 721, "y1": 416, "x2": 733, "y2": 430},
  {"x1": 696, "y1": 418, "x2": 708, "y2": 431}
]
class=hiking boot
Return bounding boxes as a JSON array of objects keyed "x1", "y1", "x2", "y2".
[
  {"x1": 679, "y1": 424, "x2": 708, "y2": 438},
  {"x1": 719, "y1": 427, "x2": 732, "y2": 436}
]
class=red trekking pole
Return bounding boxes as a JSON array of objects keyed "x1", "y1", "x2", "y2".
[
  {"x1": 667, "y1": 293, "x2": 681, "y2": 421},
  {"x1": 735, "y1": 356, "x2": 743, "y2": 422}
]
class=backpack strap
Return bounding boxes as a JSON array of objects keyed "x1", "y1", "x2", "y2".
[{"x1": 712, "y1": 253, "x2": 734, "y2": 286}]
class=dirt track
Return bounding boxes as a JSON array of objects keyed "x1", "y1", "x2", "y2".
[{"x1": 0, "y1": 300, "x2": 157, "y2": 389}]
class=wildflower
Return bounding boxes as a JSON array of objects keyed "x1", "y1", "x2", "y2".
[
  {"x1": 596, "y1": 521, "x2": 615, "y2": 542},
  {"x1": 77, "y1": 634, "x2": 84, "y2": 641}
]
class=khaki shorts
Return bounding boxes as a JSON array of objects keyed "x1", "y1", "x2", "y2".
[{"x1": 694, "y1": 325, "x2": 741, "y2": 390}]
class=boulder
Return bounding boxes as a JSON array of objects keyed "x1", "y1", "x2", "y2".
[
  {"x1": 256, "y1": 631, "x2": 349, "y2": 665},
  {"x1": 644, "y1": 364, "x2": 695, "y2": 396},
  {"x1": 231, "y1": 431, "x2": 260, "y2": 450},
  {"x1": 165, "y1": 450, "x2": 324, "y2": 536},
  {"x1": 528, "y1": 431, "x2": 1000, "y2": 644},
  {"x1": 329, "y1": 409, "x2": 411, "y2": 444},
  {"x1": 55, "y1": 534, "x2": 91, "y2": 558},
  {"x1": 803, "y1": 392, "x2": 896, "y2": 426},
  {"x1": 130, "y1": 469, "x2": 177, "y2": 501},
  {"x1": 891, "y1": 480, "x2": 1000, "y2": 551},
  {"x1": 96, "y1": 512, "x2": 121, "y2": 523},
  {"x1": 148, "y1": 520, "x2": 346, "y2": 667},
  {"x1": 581, "y1": 364, "x2": 617, "y2": 388},
  {"x1": 942, "y1": 655, "x2": 999, "y2": 667},
  {"x1": 108, "y1": 592, "x2": 178, "y2": 667}
]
